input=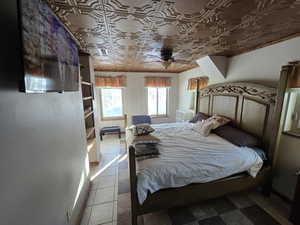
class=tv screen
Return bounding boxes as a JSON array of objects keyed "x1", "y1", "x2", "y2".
[{"x1": 19, "y1": 0, "x2": 79, "y2": 93}]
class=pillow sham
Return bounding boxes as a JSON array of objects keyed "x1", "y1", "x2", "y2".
[
  {"x1": 192, "y1": 120, "x2": 215, "y2": 137},
  {"x1": 189, "y1": 112, "x2": 209, "y2": 123},
  {"x1": 213, "y1": 125, "x2": 260, "y2": 147},
  {"x1": 132, "y1": 134, "x2": 160, "y2": 145},
  {"x1": 133, "y1": 124, "x2": 155, "y2": 136},
  {"x1": 206, "y1": 115, "x2": 231, "y2": 129}
]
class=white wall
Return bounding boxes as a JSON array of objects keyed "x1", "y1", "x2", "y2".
[
  {"x1": 178, "y1": 67, "x2": 205, "y2": 110},
  {"x1": 178, "y1": 36, "x2": 300, "y2": 200},
  {"x1": 0, "y1": 2, "x2": 89, "y2": 225},
  {"x1": 178, "y1": 36, "x2": 300, "y2": 110},
  {"x1": 94, "y1": 72, "x2": 179, "y2": 130}
]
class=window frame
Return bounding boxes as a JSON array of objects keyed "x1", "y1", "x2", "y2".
[
  {"x1": 147, "y1": 87, "x2": 169, "y2": 118},
  {"x1": 100, "y1": 87, "x2": 125, "y2": 121},
  {"x1": 282, "y1": 89, "x2": 300, "y2": 138}
]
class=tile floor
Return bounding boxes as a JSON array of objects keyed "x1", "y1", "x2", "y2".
[
  {"x1": 80, "y1": 134, "x2": 122, "y2": 225},
  {"x1": 80, "y1": 135, "x2": 292, "y2": 225}
]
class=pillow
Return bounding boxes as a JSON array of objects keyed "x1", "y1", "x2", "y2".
[
  {"x1": 133, "y1": 124, "x2": 155, "y2": 136},
  {"x1": 213, "y1": 125, "x2": 260, "y2": 147},
  {"x1": 132, "y1": 134, "x2": 160, "y2": 145},
  {"x1": 251, "y1": 147, "x2": 267, "y2": 161},
  {"x1": 189, "y1": 112, "x2": 209, "y2": 123},
  {"x1": 206, "y1": 115, "x2": 231, "y2": 129},
  {"x1": 192, "y1": 120, "x2": 215, "y2": 137}
]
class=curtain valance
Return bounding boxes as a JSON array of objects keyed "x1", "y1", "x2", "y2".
[
  {"x1": 95, "y1": 75, "x2": 126, "y2": 87},
  {"x1": 144, "y1": 77, "x2": 171, "y2": 87},
  {"x1": 187, "y1": 77, "x2": 209, "y2": 91}
]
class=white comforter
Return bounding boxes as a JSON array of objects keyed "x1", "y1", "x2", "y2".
[{"x1": 130, "y1": 122, "x2": 263, "y2": 204}]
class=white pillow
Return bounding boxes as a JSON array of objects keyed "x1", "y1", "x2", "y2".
[
  {"x1": 206, "y1": 115, "x2": 230, "y2": 129},
  {"x1": 192, "y1": 120, "x2": 215, "y2": 137}
]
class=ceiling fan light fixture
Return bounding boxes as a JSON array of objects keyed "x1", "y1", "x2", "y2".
[{"x1": 162, "y1": 61, "x2": 172, "y2": 69}]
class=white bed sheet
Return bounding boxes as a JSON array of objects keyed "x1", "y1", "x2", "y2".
[{"x1": 128, "y1": 122, "x2": 263, "y2": 204}]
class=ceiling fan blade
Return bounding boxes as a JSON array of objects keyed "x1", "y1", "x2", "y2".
[
  {"x1": 146, "y1": 54, "x2": 161, "y2": 59},
  {"x1": 144, "y1": 61, "x2": 162, "y2": 64}
]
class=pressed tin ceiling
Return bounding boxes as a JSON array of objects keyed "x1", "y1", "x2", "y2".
[{"x1": 46, "y1": 0, "x2": 300, "y2": 73}]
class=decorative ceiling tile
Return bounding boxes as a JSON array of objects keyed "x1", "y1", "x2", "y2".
[{"x1": 47, "y1": 0, "x2": 300, "y2": 73}]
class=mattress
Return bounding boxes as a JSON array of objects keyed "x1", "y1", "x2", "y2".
[{"x1": 127, "y1": 122, "x2": 264, "y2": 204}]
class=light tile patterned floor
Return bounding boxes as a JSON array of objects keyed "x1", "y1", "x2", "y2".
[
  {"x1": 80, "y1": 136, "x2": 292, "y2": 225},
  {"x1": 80, "y1": 135, "x2": 122, "y2": 225}
]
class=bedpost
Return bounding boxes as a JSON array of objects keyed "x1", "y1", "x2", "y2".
[{"x1": 129, "y1": 146, "x2": 138, "y2": 225}]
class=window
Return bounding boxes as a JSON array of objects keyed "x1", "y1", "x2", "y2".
[
  {"x1": 283, "y1": 90, "x2": 300, "y2": 136},
  {"x1": 101, "y1": 88, "x2": 124, "y2": 120},
  {"x1": 148, "y1": 87, "x2": 168, "y2": 117}
]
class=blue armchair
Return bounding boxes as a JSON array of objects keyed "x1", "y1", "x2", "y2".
[{"x1": 132, "y1": 115, "x2": 151, "y2": 125}]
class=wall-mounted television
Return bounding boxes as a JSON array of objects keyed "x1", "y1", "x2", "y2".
[{"x1": 19, "y1": 0, "x2": 79, "y2": 93}]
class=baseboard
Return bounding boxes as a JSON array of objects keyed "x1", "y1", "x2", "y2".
[
  {"x1": 73, "y1": 179, "x2": 92, "y2": 225},
  {"x1": 272, "y1": 188, "x2": 293, "y2": 204}
]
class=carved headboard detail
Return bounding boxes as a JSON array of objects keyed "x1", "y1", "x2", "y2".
[{"x1": 198, "y1": 82, "x2": 277, "y2": 154}]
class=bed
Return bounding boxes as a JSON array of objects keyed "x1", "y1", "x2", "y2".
[{"x1": 127, "y1": 82, "x2": 277, "y2": 225}]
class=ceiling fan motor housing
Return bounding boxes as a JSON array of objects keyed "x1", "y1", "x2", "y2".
[{"x1": 161, "y1": 48, "x2": 173, "y2": 61}]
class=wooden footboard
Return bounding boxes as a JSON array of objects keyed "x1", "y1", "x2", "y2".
[
  {"x1": 128, "y1": 146, "x2": 139, "y2": 225},
  {"x1": 128, "y1": 146, "x2": 272, "y2": 225}
]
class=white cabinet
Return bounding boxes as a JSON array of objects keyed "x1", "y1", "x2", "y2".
[{"x1": 176, "y1": 109, "x2": 194, "y2": 122}]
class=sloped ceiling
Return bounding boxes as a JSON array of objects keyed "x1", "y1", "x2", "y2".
[{"x1": 47, "y1": 0, "x2": 300, "y2": 73}]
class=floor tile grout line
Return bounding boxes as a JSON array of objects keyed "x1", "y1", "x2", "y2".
[
  {"x1": 85, "y1": 205, "x2": 92, "y2": 225},
  {"x1": 88, "y1": 200, "x2": 115, "y2": 207}
]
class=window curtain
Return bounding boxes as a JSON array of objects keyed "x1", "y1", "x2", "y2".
[
  {"x1": 290, "y1": 65, "x2": 300, "y2": 88},
  {"x1": 144, "y1": 77, "x2": 171, "y2": 87},
  {"x1": 95, "y1": 75, "x2": 126, "y2": 87},
  {"x1": 187, "y1": 77, "x2": 209, "y2": 91}
]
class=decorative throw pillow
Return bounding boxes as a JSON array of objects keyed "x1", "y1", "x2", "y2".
[
  {"x1": 192, "y1": 120, "x2": 215, "y2": 137},
  {"x1": 206, "y1": 115, "x2": 231, "y2": 129},
  {"x1": 133, "y1": 124, "x2": 155, "y2": 136},
  {"x1": 189, "y1": 112, "x2": 209, "y2": 123}
]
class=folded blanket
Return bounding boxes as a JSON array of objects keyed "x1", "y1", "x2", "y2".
[
  {"x1": 135, "y1": 143, "x2": 159, "y2": 161},
  {"x1": 136, "y1": 154, "x2": 159, "y2": 161},
  {"x1": 135, "y1": 145, "x2": 159, "y2": 157},
  {"x1": 132, "y1": 134, "x2": 160, "y2": 145}
]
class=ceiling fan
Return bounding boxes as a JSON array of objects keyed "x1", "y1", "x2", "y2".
[{"x1": 145, "y1": 47, "x2": 191, "y2": 69}]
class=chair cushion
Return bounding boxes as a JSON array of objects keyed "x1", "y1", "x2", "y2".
[
  {"x1": 132, "y1": 115, "x2": 151, "y2": 125},
  {"x1": 101, "y1": 126, "x2": 120, "y2": 133}
]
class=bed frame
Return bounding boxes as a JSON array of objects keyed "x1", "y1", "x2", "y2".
[{"x1": 128, "y1": 82, "x2": 277, "y2": 225}]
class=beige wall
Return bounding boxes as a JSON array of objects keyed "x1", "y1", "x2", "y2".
[{"x1": 94, "y1": 72, "x2": 179, "y2": 130}]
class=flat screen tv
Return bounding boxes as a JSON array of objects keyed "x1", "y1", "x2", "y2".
[{"x1": 19, "y1": 0, "x2": 79, "y2": 93}]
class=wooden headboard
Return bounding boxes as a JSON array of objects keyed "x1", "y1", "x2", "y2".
[{"x1": 198, "y1": 82, "x2": 277, "y2": 154}]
